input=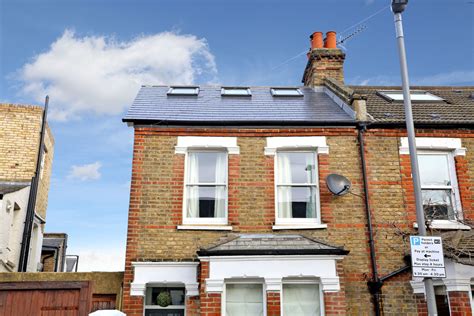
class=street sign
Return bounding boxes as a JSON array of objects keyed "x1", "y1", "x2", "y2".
[{"x1": 410, "y1": 236, "x2": 446, "y2": 278}]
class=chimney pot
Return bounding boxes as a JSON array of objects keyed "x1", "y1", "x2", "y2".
[
  {"x1": 324, "y1": 31, "x2": 337, "y2": 49},
  {"x1": 310, "y1": 32, "x2": 324, "y2": 49}
]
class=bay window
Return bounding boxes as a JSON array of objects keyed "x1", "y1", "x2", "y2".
[
  {"x1": 225, "y1": 283, "x2": 264, "y2": 316},
  {"x1": 282, "y1": 283, "x2": 322, "y2": 316},
  {"x1": 275, "y1": 151, "x2": 319, "y2": 224},
  {"x1": 184, "y1": 151, "x2": 227, "y2": 225}
]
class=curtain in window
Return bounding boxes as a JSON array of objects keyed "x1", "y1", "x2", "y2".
[
  {"x1": 214, "y1": 153, "x2": 226, "y2": 218},
  {"x1": 277, "y1": 153, "x2": 292, "y2": 218},
  {"x1": 187, "y1": 153, "x2": 200, "y2": 218},
  {"x1": 283, "y1": 284, "x2": 320, "y2": 316},
  {"x1": 226, "y1": 284, "x2": 263, "y2": 316},
  {"x1": 305, "y1": 154, "x2": 316, "y2": 218}
]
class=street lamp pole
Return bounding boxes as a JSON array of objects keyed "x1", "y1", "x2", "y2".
[{"x1": 390, "y1": 1, "x2": 438, "y2": 314}]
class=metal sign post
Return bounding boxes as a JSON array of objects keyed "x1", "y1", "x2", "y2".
[{"x1": 390, "y1": 0, "x2": 438, "y2": 314}]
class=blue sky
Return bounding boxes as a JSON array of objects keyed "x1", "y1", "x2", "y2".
[{"x1": 1, "y1": 0, "x2": 473, "y2": 271}]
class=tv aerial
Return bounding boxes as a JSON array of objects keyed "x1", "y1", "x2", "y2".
[{"x1": 337, "y1": 24, "x2": 367, "y2": 51}]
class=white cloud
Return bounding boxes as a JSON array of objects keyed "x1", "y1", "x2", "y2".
[
  {"x1": 365, "y1": 0, "x2": 375, "y2": 5},
  {"x1": 349, "y1": 70, "x2": 474, "y2": 86},
  {"x1": 68, "y1": 161, "x2": 102, "y2": 181},
  {"x1": 17, "y1": 30, "x2": 217, "y2": 121},
  {"x1": 75, "y1": 246, "x2": 125, "y2": 272}
]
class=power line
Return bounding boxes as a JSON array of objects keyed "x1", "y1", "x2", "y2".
[
  {"x1": 267, "y1": 5, "x2": 391, "y2": 73},
  {"x1": 339, "y1": 5, "x2": 390, "y2": 36}
]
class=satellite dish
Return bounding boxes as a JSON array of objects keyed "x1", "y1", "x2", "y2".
[{"x1": 326, "y1": 174, "x2": 351, "y2": 196}]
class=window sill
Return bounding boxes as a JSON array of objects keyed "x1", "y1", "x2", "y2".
[
  {"x1": 177, "y1": 225, "x2": 233, "y2": 231},
  {"x1": 272, "y1": 224, "x2": 328, "y2": 230},
  {"x1": 413, "y1": 221, "x2": 471, "y2": 231}
]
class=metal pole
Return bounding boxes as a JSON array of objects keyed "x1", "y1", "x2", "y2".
[{"x1": 393, "y1": 12, "x2": 438, "y2": 315}]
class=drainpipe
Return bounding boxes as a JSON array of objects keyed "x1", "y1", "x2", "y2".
[
  {"x1": 18, "y1": 96, "x2": 49, "y2": 272},
  {"x1": 357, "y1": 123, "x2": 382, "y2": 316}
]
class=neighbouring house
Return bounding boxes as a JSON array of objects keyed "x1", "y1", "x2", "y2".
[
  {"x1": 41, "y1": 233, "x2": 68, "y2": 272},
  {"x1": 0, "y1": 103, "x2": 54, "y2": 272},
  {"x1": 122, "y1": 31, "x2": 473, "y2": 315}
]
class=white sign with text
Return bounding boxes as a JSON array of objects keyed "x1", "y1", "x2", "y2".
[{"x1": 410, "y1": 236, "x2": 446, "y2": 278}]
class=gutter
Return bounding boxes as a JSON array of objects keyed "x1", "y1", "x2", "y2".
[
  {"x1": 18, "y1": 96, "x2": 49, "y2": 272},
  {"x1": 197, "y1": 248, "x2": 349, "y2": 257},
  {"x1": 122, "y1": 118, "x2": 357, "y2": 127}
]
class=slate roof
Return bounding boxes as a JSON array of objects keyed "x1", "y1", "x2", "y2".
[
  {"x1": 123, "y1": 85, "x2": 355, "y2": 125},
  {"x1": 351, "y1": 86, "x2": 474, "y2": 125},
  {"x1": 197, "y1": 234, "x2": 349, "y2": 256},
  {"x1": 0, "y1": 181, "x2": 30, "y2": 195}
]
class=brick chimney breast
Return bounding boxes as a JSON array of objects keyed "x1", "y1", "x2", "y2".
[{"x1": 302, "y1": 31, "x2": 346, "y2": 87}]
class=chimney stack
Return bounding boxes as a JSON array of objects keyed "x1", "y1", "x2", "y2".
[{"x1": 303, "y1": 31, "x2": 346, "y2": 87}]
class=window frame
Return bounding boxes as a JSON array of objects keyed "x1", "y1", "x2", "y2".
[
  {"x1": 221, "y1": 87, "x2": 252, "y2": 96},
  {"x1": 167, "y1": 86, "x2": 199, "y2": 96},
  {"x1": 270, "y1": 88, "x2": 303, "y2": 97},
  {"x1": 144, "y1": 284, "x2": 186, "y2": 316},
  {"x1": 418, "y1": 150, "x2": 462, "y2": 221},
  {"x1": 274, "y1": 150, "x2": 320, "y2": 226},
  {"x1": 377, "y1": 90, "x2": 444, "y2": 102},
  {"x1": 222, "y1": 279, "x2": 266, "y2": 316},
  {"x1": 281, "y1": 279, "x2": 325, "y2": 316},
  {"x1": 182, "y1": 148, "x2": 229, "y2": 226}
]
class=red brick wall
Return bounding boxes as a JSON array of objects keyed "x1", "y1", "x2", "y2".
[
  {"x1": 122, "y1": 126, "x2": 474, "y2": 315},
  {"x1": 267, "y1": 292, "x2": 280, "y2": 316},
  {"x1": 199, "y1": 261, "x2": 221, "y2": 316},
  {"x1": 122, "y1": 130, "x2": 145, "y2": 316},
  {"x1": 449, "y1": 291, "x2": 473, "y2": 316}
]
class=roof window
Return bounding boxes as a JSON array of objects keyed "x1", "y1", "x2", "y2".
[
  {"x1": 377, "y1": 90, "x2": 444, "y2": 102},
  {"x1": 167, "y1": 86, "x2": 199, "y2": 96},
  {"x1": 221, "y1": 87, "x2": 251, "y2": 96},
  {"x1": 271, "y1": 88, "x2": 303, "y2": 97}
]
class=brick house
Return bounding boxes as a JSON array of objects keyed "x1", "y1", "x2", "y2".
[
  {"x1": 122, "y1": 31, "x2": 473, "y2": 315},
  {"x1": 0, "y1": 103, "x2": 54, "y2": 272}
]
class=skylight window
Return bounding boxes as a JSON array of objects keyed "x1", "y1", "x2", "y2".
[
  {"x1": 221, "y1": 87, "x2": 251, "y2": 96},
  {"x1": 167, "y1": 87, "x2": 199, "y2": 96},
  {"x1": 271, "y1": 88, "x2": 303, "y2": 97},
  {"x1": 377, "y1": 90, "x2": 444, "y2": 102}
]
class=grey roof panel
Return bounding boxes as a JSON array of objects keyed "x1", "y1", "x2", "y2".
[
  {"x1": 123, "y1": 86, "x2": 355, "y2": 124},
  {"x1": 198, "y1": 234, "x2": 349, "y2": 256}
]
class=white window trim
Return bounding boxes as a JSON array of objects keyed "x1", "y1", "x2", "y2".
[
  {"x1": 264, "y1": 137, "x2": 328, "y2": 156},
  {"x1": 130, "y1": 262, "x2": 199, "y2": 297},
  {"x1": 222, "y1": 279, "x2": 266, "y2": 316},
  {"x1": 399, "y1": 137, "x2": 466, "y2": 156},
  {"x1": 175, "y1": 136, "x2": 240, "y2": 155},
  {"x1": 400, "y1": 137, "x2": 467, "y2": 230},
  {"x1": 281, "y1": 279, "x2": 325, "y2": 316},
  {"x1": 199, "y1": 255, "x2": 343, "y2": 294},
  {"x1": 418, "y1": 150, "x2": 462, "y2": 222},
  {"x1": 271, "y1": 148, "x2": 323, "y2": 228},
  {"x1": 182, "y1": 149, "x2": 229, "y2": 226}
]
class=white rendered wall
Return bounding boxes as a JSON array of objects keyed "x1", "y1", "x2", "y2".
[{"x1": 0, "y1": 187, "x2": 30, "y2": 272}]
